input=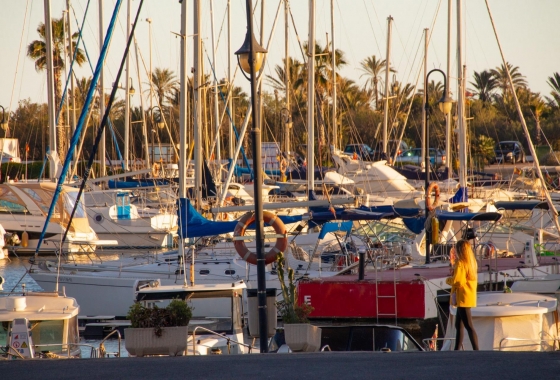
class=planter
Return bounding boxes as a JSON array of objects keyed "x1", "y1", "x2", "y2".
[
  {"x1": 125, "y1": 326, "x2": 189, "y2": 357},
  {"x1": 284, "y1": 324, "x2": 322, "y2": 352}
]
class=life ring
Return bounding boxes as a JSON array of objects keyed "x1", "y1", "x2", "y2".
[
  {"x1": 152, "y1": 163, "x2": 160, "y2": 177},
  {"x1": 233, "y1": 211, "x2": 288, "y2": 265},
  {"x1": 352, "y1": 152, "x2": 358, "y2": 160},
  {"x1": 280, "y1": 159, "x2": 287, "y2": 173},
  {"x1": 426, "y1": 182, "x2": 440, "y2": 212}
]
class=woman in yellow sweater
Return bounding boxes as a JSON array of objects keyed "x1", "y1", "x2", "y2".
[{"x1": 447, "y1": 239, "x2": 479, "y2": 350}]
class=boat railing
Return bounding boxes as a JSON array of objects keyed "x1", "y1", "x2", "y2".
[
  {"x1": 10, "y1": 342, "x2": 100, "y2": 359},
  {"x1": 499, "y1": 336, "x2": 560, "y2": 351},
  {"x1": 320, "y1": 345, "x2": 332, "y2": 352},
  {"x1": 192, "y1": 326, "x2": 256, "y2": 355},
  {"x1": 98, "y1": 329, "x2": 122, "y2": 357}
]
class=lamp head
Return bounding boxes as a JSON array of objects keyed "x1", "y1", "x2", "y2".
[
  {"x1": 129, "y1": 78, "x2": 136, "y2": 95},
  {"x1": 235, "y1": 29, "x2": 267, "y2": 74},
  {"x1": 438, "y1": 94, "x2": 454, "y2": 115}
]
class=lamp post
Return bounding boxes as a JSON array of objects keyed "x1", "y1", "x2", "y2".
[
  {"x1": 235, "y1": 0, "x2": 268, "y2": 353},
  {"x1": 424, "y1": 69, "x2": 453, "y2": 264},
  {"x1": 0, "y1": 106, "x2": 8, "y2": 137}
]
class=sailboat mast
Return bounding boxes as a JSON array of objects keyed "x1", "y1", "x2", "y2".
[
  {"x1": 193, "y1": 0, "x2": 203, "y2": 208},
  {"x1": 457, "y1": 0, "x2": 467, "y2": 190},
  {"x1": 445, "y1": 0, "x2": 452, "y2": 177},
  {"x1": 307, "y1": 0, "x2": 315, "y2": 193},
  {"x1": 284, "y1": 0, "x2": 290, "y2": 154},
  {"x1": 330, "y1": 0, "x2": 337, "y2": 150},
  {"x1": 179, "y1": 0, "x2": 189, "y2": 287},
  {"x1": 228, "y1": 0, "x2": 234, "y2": 158},
  {"x1": 133, "y1": 37, "x2": 150, "y2": 169},
  {"x1": 66, "y1": 0, "x2": 77, "y2": 166},
  {"x1": 124, "y1": 0, "x2": 131, "y2": 171},
  {"x1": 421, "y1": 28, "x2": 427, "y2": 170},
  {"x1": 98, "y1": 0, "x2": 106, "y2": 179},
  {"x1": 210, "y1": 0, "x2": 220, "y2": 164},
  {"x1": 382, "y1": 16, "x2": 393, "y2": 157},
  {"x1": 44, "y1": 0, "x2": 57, "y2": 179}
]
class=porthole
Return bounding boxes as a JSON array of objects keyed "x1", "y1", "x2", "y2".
[
  {"x1": 199, "y1": 269, "x2": 210, "y2": 275},
  {"x1": 94, "y1": 214, "x2": 104, "y2": 223},
  {"x1": 225, "y1": 269, "x2": 235, "y2": 275}
]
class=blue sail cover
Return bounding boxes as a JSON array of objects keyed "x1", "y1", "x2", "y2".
[
  {"x1": 318, "y1": 221, "x2": 353, "y2": 239},
  {"x1": 177, "y1": 198, "x2": 304, "y2": 238},
  {"x1": 448, "y1": 186, "x2": 468, "y2": 204}
]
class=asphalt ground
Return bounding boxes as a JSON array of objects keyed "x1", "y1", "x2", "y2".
[{"x1": 2, "y1": 351, "x2": 560, "y2": 380}]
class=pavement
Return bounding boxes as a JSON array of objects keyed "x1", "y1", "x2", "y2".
[{"x1": 2, "y1": 351, "x2": 560, "y2": 379}]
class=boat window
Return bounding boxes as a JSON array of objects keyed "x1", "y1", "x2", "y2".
[
  {"x1": 63, "y1": 192, "x2": 86, "y2": 219},
  {"x1": 0, "y1": 199, "x2": 28, "y2": 214},
  {"x1": 225, "y1": 269, "x2": 235, "y2": 275},
  {"x1": 199, "y1": 269, "x2": 210, "y2": 275},
  {"x1": 188, "y1": 297, "x2": 233, "y2": 334},
  {"x1": 67, "y1": 316, "x2": 79, "y2": 349},
  {"x1": 21, "y1": 188, "x2": 55, "y2": 215},
  {"x1": 30, "y1": 320, "x2": 65, "y2": 353}
]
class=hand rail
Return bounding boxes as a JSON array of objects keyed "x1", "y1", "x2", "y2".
[
  {"x1": 422, "y1": 337, "x2": 456, "y2": 351},
  {"x1": 320, "y1": 345, "x2": 331, "y2": 352},
  {"x1": 192, "y1": 326, "x2": 256, "y2": 355},
  {"x1": 29, "y1": 342, "x2": 100, "y2": 358},
  {"x1": 499, "y1": 337, "x2": 560, "y2": 351},
  {"x1": 98, "y1": 329, "x2": 122, "y2": 357}
]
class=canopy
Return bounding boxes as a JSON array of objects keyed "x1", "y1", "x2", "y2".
[
  {"x1": 318, "y1": 221, "x2": 353, "y2": 240},
  {"x1": 437, "y1": 211, "x2": 502, "y2": 222},
  {"x1": 494, "y1": 201, "x2": 549, "y2": 211},
  {"x1": 177, "y1": 198, "x2": 304, "y2": 238}
]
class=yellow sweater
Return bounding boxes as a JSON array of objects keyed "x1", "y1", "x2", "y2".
[{"x1": 446, "y1": 261, "x2": 477, "y2": 308}]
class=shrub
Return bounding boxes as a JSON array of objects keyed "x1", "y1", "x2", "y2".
[{"x1": 127, "y1": 299, "x2": 193, "y2": 337}]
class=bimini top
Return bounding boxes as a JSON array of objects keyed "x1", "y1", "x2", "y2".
[
  {"x1": 494, "y1": 201, "x2": 549, "y2": 211},
  {"x1": 135, "y1": 280, "x2": 247, "y2": 302},
  {"x1": 437, "y1": 211, "x2": 502, "y2": 222}
]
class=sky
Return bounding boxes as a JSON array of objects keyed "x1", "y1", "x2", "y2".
[{"x1": 0, "y1": 0, "x2": 558, "y2": 115}]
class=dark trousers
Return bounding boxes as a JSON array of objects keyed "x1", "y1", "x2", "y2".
[{"x1": 455, "y1": 307, "x2": 479, "y2": 350}]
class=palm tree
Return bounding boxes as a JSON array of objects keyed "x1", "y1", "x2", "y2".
[
  {"x1": 469, "y1": 70, "x2": 497, "y2": 103},
  {"x1": 359, "y1": 55, "x2": 396, "y2": 110},
  {"x1": 491, "y1": 62, "x2": 527, "y2": 98},
  {"x1": 27, "y1": 14, "x2": 86, "y2": 160},
  {"x1": 546, "y1": 72, "x2": 560, "y2": 108},
  {"x1": 149, "y1": 68, "x2": 178, "y2": 107},
  {"x1": 529, "y1": 92, "x2": 546, "y2": 145}
]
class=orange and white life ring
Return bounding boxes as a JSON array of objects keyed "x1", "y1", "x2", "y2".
[
  {"x1": 233, "y1": 211, "x2": 288, "y2": 265},
  {"x1": 280, "y1": 159, "x2": 287, "y2": 173},
  {"x1": 426, "y1": 182, "x2": 440, "y2": 212},
  {"x1": 152, "y1": 163, "x2": 161, "y2": 177}
]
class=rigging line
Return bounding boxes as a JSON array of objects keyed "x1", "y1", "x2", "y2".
[
  {"x1": 60, "y1": 0, "x2": 145, "y2": 251},
  {"x1": 8, "y1": 0, "x2": 30, "y2": 118},
  {"x1": 288, "y1": 4, "x2": 306, "y2": 62},
  {"x1": 361, "y1": 0, "x2": 381, "y2": 57}
]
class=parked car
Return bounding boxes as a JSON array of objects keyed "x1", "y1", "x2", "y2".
[
  {"x1": 492, "y1": 141, "x2": 525, "y2": 164},
  {"x1": 394, "y1": 148, "x2": 446, "y2": 166},
  {"x1": 343, "y1": 144, "x2": 375, "y2": 161},
  {"x1": 373, "y1": 140, "x2": 409, "y2": 161}
]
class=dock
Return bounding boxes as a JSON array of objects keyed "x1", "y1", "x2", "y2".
[{"x1": 1, "y1": 351, "x2": 559, "y2": 379}]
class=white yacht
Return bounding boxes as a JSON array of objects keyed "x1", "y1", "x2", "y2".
[{"x1": 0, "y1": 182, "x2": 102, "y2": 255}]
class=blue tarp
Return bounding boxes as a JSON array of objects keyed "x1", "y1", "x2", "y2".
[
  {"x1": 177, "y1": 198, "x2": 304, "y2": 239},
  {"x1": 448, "y1": 186, "x2": 468, "y2": 204},
  {"x1": 437, "y1": 211, "x2": 502, "y2": 222},
  {"x1": 318, "y1": 221, "x2": 353, "y2": 240}
]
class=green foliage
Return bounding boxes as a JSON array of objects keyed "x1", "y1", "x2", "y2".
[
  {"x1": 127, "y1": 299, "x2": 193, "y2": 337},
  {"x1": 472, "y1": 135, "x2": 495, "y2": 165},
  {"x1": 541, "y1": 152, "x2": 560, "y2": 166},
  {"x1": 276, "y1": 252, "x2": 313, "y2": 324}
]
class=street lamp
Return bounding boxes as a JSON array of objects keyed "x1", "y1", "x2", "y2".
[
  {"x1": 424, "y1": 68, "x2": 453, "y2": 264},
  {"x1": 235, "y1": 0, "x2": 269, "y2": 353}
]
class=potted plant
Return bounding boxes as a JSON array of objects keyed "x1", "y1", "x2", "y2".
[
  {"x1": 124, "y1": 299, "x2": 193, "y2": 357},
  {"x1": 276, "y1": 252, "x2": 321, "y2": 352}
]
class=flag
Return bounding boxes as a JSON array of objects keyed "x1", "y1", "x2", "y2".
[
  {"x1": 513, "y1": 167, "x2": 522, "y2": 175},
  {"x1": 429, "y1": 324, "x2": 439, "y2": 351}
]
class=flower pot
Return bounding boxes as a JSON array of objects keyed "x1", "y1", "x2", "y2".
[
  {"x1": 283, "y1": 324, "x2": 321, "y2": 352},
  {"x1": 125, "y1": 326, "x2": 189, "y2": 357}
]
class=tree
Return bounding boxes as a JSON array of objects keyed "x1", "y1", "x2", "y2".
[
  {"x1": 546, "y1": 72, "x2": 560, "y2": 108},
  {"x1": 469, "y1": 70, "x2": 497, "y2": 103},
  {"x1": 149, "y1": 68, "x2": 178, "y2": 107},
  {"x1": 27, "y1": 14, "x2": 86, "y2": 160},
  {"x1": 491, "y1": 62, "x2": 527, "y2": 98},
  {"x1": 359, "y1": 55, "x2": 395, "y2": 110}
]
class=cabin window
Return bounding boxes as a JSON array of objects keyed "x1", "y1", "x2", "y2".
[
  {"x1": 21, "y1": 188, "x2": 52, "y2": 214},
  {"x1": 199, "y1": 269, "x2": 210, "y2": 275},
  {"x1": 0, "y1": 199, "x2": 28, "y2": 214},
  {"x1": 30, "y1": 320, "x2": 65, "y2": 353},
  {"x1": 115, "y1": 192, "x2": 131, "y2": 220},
  {"x1": 0, "y1": 322, "x2": 8, "y2": 346},
  {"x1": 225, "y1": 269, "x2": 235, "y2": 275}
]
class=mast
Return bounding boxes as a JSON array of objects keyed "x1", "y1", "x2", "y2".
[
  {"x1": 284, "y1": 0, "x2": 291, "y2": 154},
  {"x1": 307, "y1": 0, "x2": 315, "y2": 193},
  {"x1": 210, "y1": 0, "x2": 220, "y2": 164},
  {"x1": 66, "y1": 0, "x2": 77, "y2": 166},
  {"x1": 124, "y1": 0, "x2": 131, "y2": 171},
  {"x1": 228, "y1": 0, "x2": 233, "y2": 158},
  {"x1": 179, "y1": 0, "x2": 188, "y2": 286},
  {"x1": 382, "y1": 16, "x2": 393, "y2": 156},
  {"x1": 457, "y1": 0, "x2": 467, "y2": 190},
  {"x1": 193, "y1": 0, "x2": 203, "y2": 208},
  {"x1": 422, "y1": 28, "x2": 428, "y2": 170},
  {"x1": 98, "y1": 0, "x2": 106, "y2": 179},
  {"x1": 134, "y1": 37, "x2": 150, "y2": 168},
  {"x1": 44, "y1": 0, "x2": 57, "y2": 179},
  {"x1": 445, "y1": 0, "x2": 452, "y2": 177},
  {"x1": 330, "y1": 0, "x2": 337, "y2": 149}
]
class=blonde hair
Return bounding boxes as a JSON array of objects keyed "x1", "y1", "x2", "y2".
[{"x1": 455, "y1": 240, "x2": 477, "y2": 281}]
